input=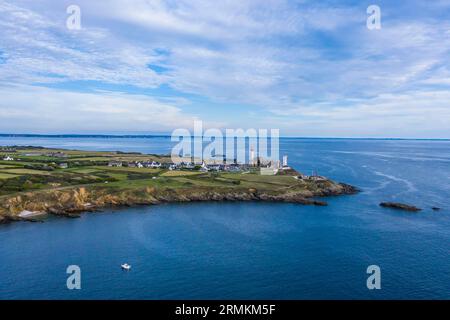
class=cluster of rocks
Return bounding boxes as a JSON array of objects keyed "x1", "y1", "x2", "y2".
[{"x1": 379, "y1": 202, "x2": 442, "y2": 212}]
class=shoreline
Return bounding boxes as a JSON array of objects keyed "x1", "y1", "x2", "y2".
[
  {"x1": 0, "y1": 183, "x2": 359, "y2": 225},
  {"x1": 0, "y1": 146, "x2": 359, "y2": 224}
]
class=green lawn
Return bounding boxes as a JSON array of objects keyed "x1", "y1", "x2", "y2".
[
  {"x1": 66, "y1": 168, "x2": 102, "y2": 174},
  {"x1": 1, "y1": 168, "x2": 51, "y2": 175},
  {"x1": 0, "y1": 172, "x2": 18, "y2": 179},
  {"x1": 93, "y1": 166, "x2": 162, "y2": 174},
  {"x1": 0, "y1": 164, "x2": 17, "y2": 169},
  {"x1": 0, "y1": 147, "x2": 303, "y2": 196},
  {"x1": 67, "y1": 157, "x2": 113, "y2": 162},
  {"x1": 161, "y1": 170, "x2": 202, "y2": 177}
]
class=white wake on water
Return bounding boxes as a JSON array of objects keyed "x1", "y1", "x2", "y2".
[{"x1": 373, "y1": 171, "x2": 417, "y2": 195}]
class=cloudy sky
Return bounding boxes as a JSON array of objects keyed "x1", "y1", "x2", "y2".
[{"x1": 0, "y1": 0, "x2": 449, "y2": 137}]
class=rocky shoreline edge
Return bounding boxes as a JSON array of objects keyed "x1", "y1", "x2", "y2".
[{"x1": 0, "y1": 183, "x2": 359, "y2": 224}]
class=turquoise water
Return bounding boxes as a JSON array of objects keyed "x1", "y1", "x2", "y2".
[{"x1": 0, "y1": 137, "x2": 449, "y2": 299}]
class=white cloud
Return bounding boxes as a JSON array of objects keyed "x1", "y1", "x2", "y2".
[
  {"x1": 268, "y1": 90, "x2": 450, "y2": 138},
  {"x1": 0, "y1": 1, "x2": 164, "y2": 87},
  {"x1": 0, "y1": 0, "x2": 449, "y2": 137},
  {"x1": 0, "y1": 85, "x2": 204, "y2": 133}
]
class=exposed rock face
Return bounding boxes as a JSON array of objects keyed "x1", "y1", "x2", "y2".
[
  {"x1": 337, "y1": 183, "x2": 359, "y2": 195},
  {"x1": 0, "y1": 215, "x2": 7, "y2": 224},
  {"x1": 0, "y1": 180, "x2": 358, "y2": 223},
  {"x1": 379, "y1": 202, "x2": 422, "y2": 212}
]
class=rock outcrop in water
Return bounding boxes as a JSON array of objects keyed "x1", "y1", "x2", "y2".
[{"x1": 379, "y1": 202, "x2": 422, "y2": 212}]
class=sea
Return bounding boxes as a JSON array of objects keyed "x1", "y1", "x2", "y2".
[{"x1": 0, "y1": 136, "x2": 449, "y2": 299}]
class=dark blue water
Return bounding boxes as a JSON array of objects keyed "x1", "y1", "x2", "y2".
[{"x1": 0, "y1": 136, "x2": 449, "y2": 299}]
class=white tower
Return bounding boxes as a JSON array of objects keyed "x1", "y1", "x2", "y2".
[
  {"x1": 250, "y1": 146, "x2": 255, "y2": 166},
  {"x1": 283, "y1": 155, "x2": 288, "y2": 167}
]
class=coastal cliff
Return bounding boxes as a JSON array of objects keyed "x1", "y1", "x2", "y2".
[{"x1": 0, "y1": 182, "x2": 358, "y2": 223}]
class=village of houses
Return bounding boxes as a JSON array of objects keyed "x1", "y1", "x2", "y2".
[
  {"x1": 104, "y1": 152, "x2": 292, "y2": 176},
  {"x1": 100, "y1": 145, "x2": 314, "y2": 178},
  {"x1": 1, "y1": 146, "x2": 326, "y2": 181}
]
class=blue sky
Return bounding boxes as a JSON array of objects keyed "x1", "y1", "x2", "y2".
[{"x1": 0, "y1": 0, "x2": 449, "y2": 138}]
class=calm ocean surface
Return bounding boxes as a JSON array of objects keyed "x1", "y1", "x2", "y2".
[{"x1": 0, "y1": 136, "x2": 449, "y2": 299}]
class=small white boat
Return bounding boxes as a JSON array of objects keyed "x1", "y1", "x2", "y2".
[{"x1": 121, "y1": 263, "x2": 131, "y2": 270}]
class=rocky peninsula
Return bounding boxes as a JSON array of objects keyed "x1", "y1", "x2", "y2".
[{"x1": 0, "y1": 147, "x2": 358, "y2": 224}]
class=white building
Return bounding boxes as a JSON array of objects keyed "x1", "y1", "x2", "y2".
[
  {"x1": 250, "y1": 146, "x2": 255, "y2": 166},
  {"x1": 3, "y1": 156, "x2": 13, "y2": 161},
  {"x1": 185, "y1": 162, "x2": 195, "y2": 169},
  {"x1": 150, "y1": 161, "x2": 161, "y2": 168},
  {"x1": 108, "y1": 160, "x2": 122, "y2": 167},
  {"x1": 281, "y1": 155, "x2": 291, "y2": 169},
  {"x1": 260, "y1": 167, "x2": 278, "y2": 175}
]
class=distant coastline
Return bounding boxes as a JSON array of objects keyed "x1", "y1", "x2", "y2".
[{"x1": 1, "y1": 133, "x2": 449, "y2": 141}]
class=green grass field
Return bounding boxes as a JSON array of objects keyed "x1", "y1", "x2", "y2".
[
  {"x1": 1, "y1": 168, "x2": 52, "y2": 175},
  {"x1": 0, "y1": 165, "x2": 17, "y2": 169},
  {"x1": 161, "y1": 170, "x2": 202, "y2": 177},
  {"x1": 0, "y1": 147, "x2": 303, "y2": 196},
  {"x1": 0, "y1": 172, "x2": 18, "y2": 179}
]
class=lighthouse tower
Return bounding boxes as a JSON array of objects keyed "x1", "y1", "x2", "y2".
[
  {"x1": 250, "y1": 146, "x2": 255, "y2": 166},
  {"x1": 283, "y1": 155, "x2": 288, "y2": 167}
]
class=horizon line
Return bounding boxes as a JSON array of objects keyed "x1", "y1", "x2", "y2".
[{"x1": 0, "y1": 133, "x2": 449, "y2": 141}]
